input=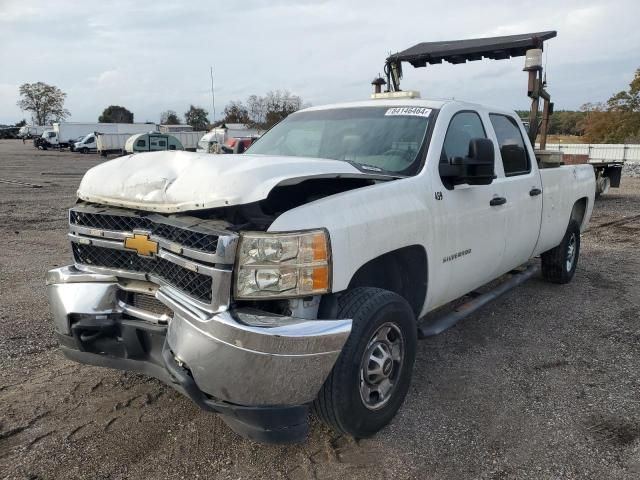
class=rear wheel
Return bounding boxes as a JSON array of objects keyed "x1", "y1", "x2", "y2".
[
  {"x1": 314, "y1": 287, "x2": 416, "y2": 438},
  {"x1": 81, "y1": 147, "x2": 88, "y2": 154},
  {"x1": 541, "y1": 219, "x2": 581, "y2": 284}
]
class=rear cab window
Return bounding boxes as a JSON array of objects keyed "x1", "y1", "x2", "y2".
[{"x1": 489, "y1": 114, "x2": 530, "y2": 176}]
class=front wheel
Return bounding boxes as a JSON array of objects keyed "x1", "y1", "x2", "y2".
[
  {"x1": 314, "y1": 287, "x2": 416, "y2": 438},
  {"x1": 541, "y1": 219, "x2": 581, "y2": 284}
]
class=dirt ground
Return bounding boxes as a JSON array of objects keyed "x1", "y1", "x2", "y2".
[{"x1": 0, "y1": 140, "x2": 639, "y2": 480}]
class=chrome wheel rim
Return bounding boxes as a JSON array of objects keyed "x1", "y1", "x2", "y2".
[
  {"x1": 566, "y1": 233, "x2": 577, "y2": 271},
  {"x1": 359, "y1": 322, "x2": 404, "y2": 410}
]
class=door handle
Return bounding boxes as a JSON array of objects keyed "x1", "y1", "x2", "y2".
[
  {"x1": 490, "y1": 197, "x2": 507, "y2": 206},
  {"x1": 529, "y1": 188, "x2": 542, "y2": 196}
]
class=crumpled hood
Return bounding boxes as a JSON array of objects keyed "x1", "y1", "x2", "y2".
[{"x1": 77, "y1": 151, "x2": 368, "y2": 213}]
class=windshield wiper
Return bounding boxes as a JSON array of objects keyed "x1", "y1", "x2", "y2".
[{"x1": 347, "y1": 161, "x2": 406, "y2": 178}]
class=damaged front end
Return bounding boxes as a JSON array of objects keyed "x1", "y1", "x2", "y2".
[{"x1": 47, "y1": 203, "x2": 351, "y2": 443}]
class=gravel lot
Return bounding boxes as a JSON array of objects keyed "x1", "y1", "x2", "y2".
[{"x1": 1, "y1": 140, "x2": 639, "y2": 479}]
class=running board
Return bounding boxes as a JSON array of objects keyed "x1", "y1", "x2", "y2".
[{"x1": 417, "y1": 264, "x2": 539, "y2": 338}]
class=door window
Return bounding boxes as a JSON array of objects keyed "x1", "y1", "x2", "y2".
[
  {"x1": 440, "y1": 111, "x2": 487, "y2": 165},
  {"x1": 489, "y1": 114, "x2": 530, "y2": 176},
  {"x1": 136, "y1": 139, "x2": 146, "y2": 148}
]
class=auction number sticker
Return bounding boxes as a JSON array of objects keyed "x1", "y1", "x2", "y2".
[{"x1": 385, "y1": 107, "x2": 431, "y2": 117}]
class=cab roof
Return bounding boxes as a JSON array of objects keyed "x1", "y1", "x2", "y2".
[{"x1": 300, "y1": 98, "x2": 504, "y2": 114}]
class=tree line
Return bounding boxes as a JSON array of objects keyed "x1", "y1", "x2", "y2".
[
  {"x1": 14, "y1": 82, "x2": 211, "y2": 130},
  {"x1": 515, "y1": 68, "x2": 640, "y2": 143},
  {"x1": 14, "y1": 67, "x2": 640, "y2": 142},
  {"x1": 221, "y1": 90, "x2": 307, "y2": 129}
]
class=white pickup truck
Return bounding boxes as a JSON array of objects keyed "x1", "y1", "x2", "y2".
[{"x1": 47, "y1": 97, "x2": 595, "y2": 443}]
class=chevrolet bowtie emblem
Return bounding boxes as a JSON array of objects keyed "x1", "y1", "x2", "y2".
[{"x1": 124, "y1": 233, "x2": 158, "y2": 257}]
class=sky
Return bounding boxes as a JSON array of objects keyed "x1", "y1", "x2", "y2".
[{"x1": 0, "y1": 0, "x2": 638, "y2": 125}]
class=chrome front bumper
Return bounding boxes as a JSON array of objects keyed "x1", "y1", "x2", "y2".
[{"x1": 46, "y1": 266, "x2": 351, "y2": 407}]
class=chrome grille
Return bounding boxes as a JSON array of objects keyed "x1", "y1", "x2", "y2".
[
  {"x1": 130, "y1": 293, "x2": 173, "y2": 317},
  {"x1": 69, "y1": 209, "x2": 219, "y2": 253},
  {"x1": 72, "y1": 243, "x2": 213, "y2": 302}
]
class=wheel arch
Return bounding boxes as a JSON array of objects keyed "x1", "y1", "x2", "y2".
[
  {"x1": 570, "y1": 197, "x2": 589, "y2": 231},
  {"x1": 343, "y1": 245, "x2": 428, "y2": 317}
]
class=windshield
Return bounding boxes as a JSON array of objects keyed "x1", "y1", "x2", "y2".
[{"x1": 246, "y1": 106, "x2": 434, "y2": 174}]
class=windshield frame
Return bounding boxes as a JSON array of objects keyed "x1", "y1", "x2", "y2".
[{"x1": 246, "y1": 106, "x2": 440, "y2": 177}]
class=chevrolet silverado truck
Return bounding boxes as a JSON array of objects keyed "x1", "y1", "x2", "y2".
[{"x1": 46, "y1": 96, "x2": 595, "y2": 443}]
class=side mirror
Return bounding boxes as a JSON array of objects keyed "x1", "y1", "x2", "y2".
[{"x1": 439, "y1": 137, "x2": 495, "y2": 186}]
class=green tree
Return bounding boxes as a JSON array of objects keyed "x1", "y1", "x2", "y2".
[
  {"x1": 582, "y1": 68, "x2": 640, "y2": 143},
  {"x1": 99, "y1": 105, "x2": 134, "y2": 123},
  {"x1": 263, "y1": 90, "x2": 304, "y2": 128},
  {"x1": 16, "y1": 82, "x2": 70, "y2": 125},
  {"x1": 222, "y1": 91, "x2": 307, "y2": 129},
  {"x1": 222, "y1": 101, "x2": 250, "y2": 124},
  {"x1": 184, "y1": 105, "x2": 209, "y2": 130},
  {"x1": 15, "y1": 119, "x2": 27, "y2": 127},
  {"x1": 160, "y1": 110, "x2": 181, "y2": 125}
]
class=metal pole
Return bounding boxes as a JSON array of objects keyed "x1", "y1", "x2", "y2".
[
  {"x1": 527, "y1": 71, "x2": 539, "y2": 146},
  {"x1": 210, "y1": 66, "x2": 216, "y2": 123},
  {"x1": 540, "y1": 97, "x2": 550, "y2": 150}
]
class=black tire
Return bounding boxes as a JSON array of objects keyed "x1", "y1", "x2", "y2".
[
  {"x1": 541, "y1": 219, "x2": 581, "y2": 284},
  {"x1": 314, "y1": 287, "x2": 417, "y2": 438},
  {"x1": 81, "y1": 147, "x2": 88, "y2": 154}
]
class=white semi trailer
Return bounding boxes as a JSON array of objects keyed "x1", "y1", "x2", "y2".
[
  {"x1": 42, "y1": 123, "x2": 156, "y2": 150},
  {"x1": 96, "y1": 130, "x2": 206, "y2": 156},
  {"x1": 18, "y1": 125, "x2": 49, "y2": 139}
]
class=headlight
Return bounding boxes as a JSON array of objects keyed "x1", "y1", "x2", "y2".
[{"x1": 234, "y1": 230, "x2": 331, "y2": 299}]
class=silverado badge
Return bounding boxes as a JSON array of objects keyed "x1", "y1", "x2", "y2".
[{"x1": 124, "y1": 233, "x2": 158, "y2": 257}]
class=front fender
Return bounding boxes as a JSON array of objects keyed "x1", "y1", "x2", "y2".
[{"x1": 268, "y1": 177, "x2": 433, "y2": 292}]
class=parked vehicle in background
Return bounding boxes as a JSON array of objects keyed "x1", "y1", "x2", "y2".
[
  {"x1": 18, "y1": 125, "x2": 49, "y2": 139},
  {"x1": 159, "y1": 124, "x2": 193, "y2": 133},
  {"x1": 539, "y1": 143, "x2": 640, "y2": 196},
  {"x1": 41, "y1": 122, "x2": 157, "y2": 150},
  {"x1": 0, "y1": 126, "x2": 20, "y2": 139},
  {"x1": 197, "y1": 123, "x2": 262, "y2": 153},
  {"x1": 97, "y1": 133, "x2": 140, "y2": 157},
  {"x1": 124, "y1": 132, "x2": 184, "y2": 153},
  {"x1": 98, "y1": 131, "x2": 204, "y2": 156},
  {"x1": 171, "y1": 131, "x2": 206, "y2": 151},
  {"x1": 72, "y1": 134, "x2": 99, "y2": 154},
  {"x1": 36, "y1": 129, "x2": 57, "y2": 149},
  {"x1": 69, "y1": 135, "x2": 87, "y2": 152},
  {"x1": 219, "y1": 136, "x2": 258, "y2": 154}
]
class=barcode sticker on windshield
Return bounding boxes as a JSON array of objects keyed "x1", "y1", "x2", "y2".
[{"x1": 385, "y1": 107, "x2": 432, "y2": 117}]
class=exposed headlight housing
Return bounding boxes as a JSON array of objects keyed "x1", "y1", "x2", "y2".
[{"x1": 234, "y1": 230, "x2": 331, "y2": 299}]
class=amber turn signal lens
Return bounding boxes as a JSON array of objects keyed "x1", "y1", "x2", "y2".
[
  {"x1": 312, "y1": 265, "x2": 329, "y2": 290},
  {"x1": 312, "y1": 232, "x2": 328, "y2": 262}
]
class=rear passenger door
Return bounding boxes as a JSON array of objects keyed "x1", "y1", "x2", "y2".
[{"x1": 488, "y1": 114, "x2": 542, "y2": 272}]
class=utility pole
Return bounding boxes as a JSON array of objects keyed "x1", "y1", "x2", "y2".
[{"x1": 210, "y1": 66, "x2": 216, "y2": 123}]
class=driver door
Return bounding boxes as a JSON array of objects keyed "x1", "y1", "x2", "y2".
[{"x1": 435, "y1": 110, "x2": 507, "y2": 303}]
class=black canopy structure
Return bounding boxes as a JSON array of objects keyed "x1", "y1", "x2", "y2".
[
  {"x1": 386, "y1": 31, "x2": 557, "y2": 68},
  {"x1": 379, "y1": 31, "x2": 558, "y2": 146}
]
